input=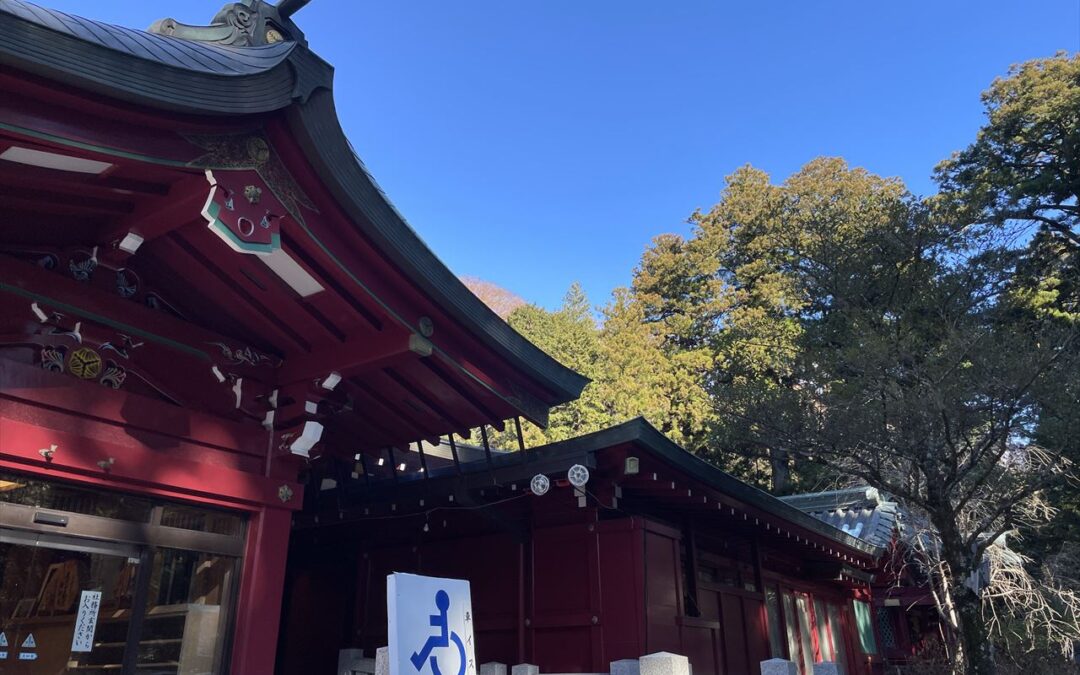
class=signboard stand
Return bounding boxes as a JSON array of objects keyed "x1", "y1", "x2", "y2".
[{"x1": 388, "y1": 573, "x2": 477, "y2": 675}]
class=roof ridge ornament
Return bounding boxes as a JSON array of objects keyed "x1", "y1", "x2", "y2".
[{"x1": 149, "y1": 0, "x2": 311, "y2": 47}]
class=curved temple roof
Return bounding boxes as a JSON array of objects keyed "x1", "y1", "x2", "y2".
[
  {"x1": 600, "y1": 419, "x2": 887, "y2": 557},
  {"x1": 1, "y1": 0, "x2": 297, "y2": 75},
  {"x1": 781, "y1": 487, "x2": 902, "y2": 549},
  {"x1": 345, "y1": 417, "x2": 887, "y2": 559},
  {"x1": 0, "y1": 0, "x2": 589, "y2": 410}
]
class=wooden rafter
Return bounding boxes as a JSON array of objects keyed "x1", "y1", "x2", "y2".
[{"x1": 275, "y1": 330, "x2": 427, "y2": 387}]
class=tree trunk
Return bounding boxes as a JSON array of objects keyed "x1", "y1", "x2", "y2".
[
  {"x1": 933, "y1": 509, "x2": 997, "y2": 675},
  {"x1": 951, "y1": 584, "x2": 996, "y2": 675},
  {"x1": 769, "y1": 447, "x2": 791, "y2": 495}
]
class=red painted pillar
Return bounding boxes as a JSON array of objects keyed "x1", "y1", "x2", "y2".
[{"x1": 230, "y1": 505, "x2": 294, "y2": 674}]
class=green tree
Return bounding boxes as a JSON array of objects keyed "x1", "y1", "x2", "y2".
[
  {"x1": 593, "y1": 287, "x2": 713, "y2": 448},
  {"x1": 935, "y1": 53, "x2": 1080, "y2": 669},
  {"x1": 935, "y1": 53, "x2": 1080, "y2": 254},
  {"x1": 632, "y1": 159, "x2": 911, "y2": 493},
  {"x1": 633, "y1": 154, "x2": 1079, "y2": 673},
  {"x1": 496, "y1": 282, "x2": 713, "y2": 450},
  {"x1": 501, "y1": 283, "x2": 606, "y2": 446},
  {"x1": 935, "y1": 56, "x2": 1080, "y2": 659}
]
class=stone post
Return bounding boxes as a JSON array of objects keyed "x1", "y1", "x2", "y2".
[
  {"x1": 611, "y1": 658, "x2": 641, "y2": 675},
  {"x1": 480, "y1": 662, "x2": 508, "y2": 675},
  {"x1": 337, "y1": 649, "x2": 375, "y2": 675},
  {"x1": 511, "y1": 665, "x2": 539, "y2": 675},
  {"x1": 812, "y1": 663, "x2": 839, "y2": 675},
  {"x1": 639, "y1": 652, "x2": 690, "y2": 675},
  {"x1": 759, "y1": 659, "x2": 798, "y2": 675},
  {"x1": 375, "y1": 647, "x2": 389, "y2": 675}
]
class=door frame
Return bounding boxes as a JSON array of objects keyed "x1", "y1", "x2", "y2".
[
  {"x1": 1, "y1": 486, "x2": 246, "y2": 674},
  {"x1": 0, "y1": 502, "x2": 244, "y2": 557}
]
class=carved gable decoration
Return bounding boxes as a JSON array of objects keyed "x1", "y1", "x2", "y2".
[
  {"x1": 186, "y1": 132, "x2": 317, "y2": 255},
  {"x1": 36, "y1": 334, "x2": 133, "y2": 393},
  {"x1": 150, "y1": 0, "x2": 312, "y2": 48},
  {"x1": 202, "y1": 169, "x2": 285, "y2": 254}
]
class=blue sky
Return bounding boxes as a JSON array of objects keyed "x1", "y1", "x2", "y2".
[{"x1": 46, "y1": 1, "x2": 1080, "y2": 310}]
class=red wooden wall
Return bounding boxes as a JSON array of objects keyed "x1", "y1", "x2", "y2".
[
  {"x1": 279, "y1": 516, "x2": 647, "y2": 674},
  {"x1": 643, "y1": 522, "x2": 770, "y2": 675},
  {"x1": 531, "y1": 519, "x2": 646, "y2": 672},
  {"x1": 279, "y1": 512, "x2": 868, "y2": 675},
  {"x1": 0, "y1": 358, "x2": 302, "y2": 675}
]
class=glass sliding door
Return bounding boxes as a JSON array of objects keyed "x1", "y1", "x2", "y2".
[
  {"x1": 813, "y1": 598, "x2": 834, "y2": 663},
  {"x1": 781, "y1": 591, "x2": 815, "y2": 675},
  {"x1": 137, "y1": 548, "x2": 238, "y2": 673},
  {"x1": 0, "y1": 531, "x2": 139, "y2": 674},
  {"x1": 0, "y1": 471, "x2": 245, "y2": 674}
]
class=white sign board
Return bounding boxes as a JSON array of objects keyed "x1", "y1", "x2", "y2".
[
  {"x1": 71, "y1": 591, "x2": 102, "y2": 652},
  {"x1": 388, "y1": 573, "x2": 476, "y2": 675}
]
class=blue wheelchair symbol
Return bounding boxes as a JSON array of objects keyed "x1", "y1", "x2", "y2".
[{"x1": 410, "y1": 590, "x2": 466, "y2": 675}]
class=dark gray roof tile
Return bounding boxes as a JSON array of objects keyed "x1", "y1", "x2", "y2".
[
  {"x1": 0, "y1": 0, "x2": 295, "y2": 75},
  {"x1": 781, "y1": 486, "x2": 902, "y2": 548}
]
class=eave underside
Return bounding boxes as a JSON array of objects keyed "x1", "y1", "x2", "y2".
[
  {"x1": 0, "y1": 1, "x2": 587, "y2": 407},
  {"x1": 300, "y1": 419, "x2": 883, "y2": 574},
  {"x1": 0, "y1": 78, "x2": 571, "y2": 462}
]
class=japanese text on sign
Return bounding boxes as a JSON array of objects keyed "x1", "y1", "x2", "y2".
[{"x1": 71, "y1": 591, "x2": 101, "y2": 653}]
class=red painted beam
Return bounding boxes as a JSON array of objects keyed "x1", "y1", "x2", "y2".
[
  {"x1": 0, "y1": 396, "x2": 264, "y2": 477},
  {"x1": 276, "y1": 330, "x2": 427, "y2": 386},
  {"x1": 0, "y1": 183, "x2": 133, "y2": 216},
  {"x1": 0, "y1": 358, "x2": 267, "y2": 457},
  {"x1": 0, "y1": 78, "x2": 209, "y2": 164},
  {"x1": 345, "y1": 378, "x2": 445, "y2": 443},
  {"x1": 626, "y1": 457, "x2": 881, "y2": 567},
  {"x1": 146, "y1": 234, "x2": 310, "y2": 354},
  {"x1": 98, "y1": 172, "x2": 209, "y2": 261},
  {"x1": 0, "y1": 416, "x2": 301, "y2": 509},
  {"x1": 0, "y1": 158, "x2": 169, "y2": 198},
  {"x1": 0, "y1": 254, "x2": 279, "y2": 381}
]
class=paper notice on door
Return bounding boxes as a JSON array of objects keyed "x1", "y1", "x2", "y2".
[{"x1": 70, "y1": 591, "x2": 102, "y2": 653}]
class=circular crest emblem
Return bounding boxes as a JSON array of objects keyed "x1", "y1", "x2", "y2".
[
  {"x1": 567, "y1": 464, "x2": 591, "y2": 488},
  {"x1": 67, "y1": 348, "x2": 103, "y2": 380},
  {"x1": 530, "y1": 474, "x2": 551, "y2": 496}
]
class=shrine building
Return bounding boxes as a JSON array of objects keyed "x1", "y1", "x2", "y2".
[{"x1": 0, "y1": 2, "x2": 886, "y2": 674}]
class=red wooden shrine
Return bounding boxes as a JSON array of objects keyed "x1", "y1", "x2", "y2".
[
  {"x1": 0, "y1": 1, "x2": 582, "y2": 673},
  {"x1": 783, "y1": 489, "x2": 953, "y2": 668},
  {"x1": 0, "y1": 2, "x2": 889, "y2": 675},
  {"x1": 284, "y1": 421, "x2": 885, "y2": 675}
]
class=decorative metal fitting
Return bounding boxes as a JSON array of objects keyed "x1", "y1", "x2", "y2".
[
  {"x1": 418, "y1": 316, "x2": 435, "y2": 337},
  {"x1": 530, "y1": 474, "x2": 550, "y2": 496},
  {"x1": 568, "y1": 464, "x2": 590, "y2": 488},
  {"x1": 97, "y1": 457, "x2": 115, "y2": 471},
  {"x1": 39, "y1": 444, "x2": 58, "y2": 461},
  {"x1": 278, "y1": 484, "x2": 294, "y2": 503}
]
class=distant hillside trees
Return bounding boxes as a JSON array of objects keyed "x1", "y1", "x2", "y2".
[{"x1": 460, "y1": 275, "x2": 526, "y2": 319}]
